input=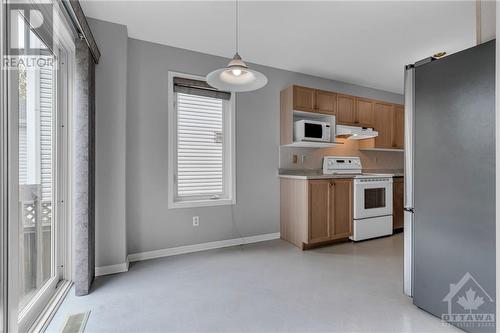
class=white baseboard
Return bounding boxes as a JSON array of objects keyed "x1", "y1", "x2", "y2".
[
  {"x1": 95, "y1": 259, "x2": 129, "y2": 276},
  {"x1": 128, "y1": 232, "x2": 281, "y2": 263}
]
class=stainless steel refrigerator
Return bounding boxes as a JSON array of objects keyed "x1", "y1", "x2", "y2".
[{"x1": 404, "y1": 40, "x2": 496, "y2": 332}]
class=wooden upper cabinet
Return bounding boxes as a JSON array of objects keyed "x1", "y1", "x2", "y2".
[
  {"x1": 373, "y1": 103, "x2": 394, "y2": 148},
  {"x1": 330, "y1": 179, "x2": 352, "y2": 239},
  {"x1": 293, "y1": 86, "x2": 316, "y2": 112},
  {"x1": 393, "y1": 177, "x2": 404, "y2": 230},
  {"x1": 281, "y1": 85, "x2": 404, "y2": 150},
  {"x1": 393, "y1": 105, "x2": 404, "y2": 149},
  {"x1": 336, "y1": 95, "x2": 356, "y2": 124},
  {"x1": 308, "y1": 180, "x2": 331, "y2": 244},
  {"x1": 315, "y1": 90, "x2": 336, "y2": 115},
  {"x1": 355, "y1": 98, "x2": 374, "y2": 127}
]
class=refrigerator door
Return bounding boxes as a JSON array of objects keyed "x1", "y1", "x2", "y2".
[
  {"x1": 413, "y1": 41, "x2": 496, "y2": 332},
  {"x1": 403, "y1": 66, "x2": 415, "y2": 297}
]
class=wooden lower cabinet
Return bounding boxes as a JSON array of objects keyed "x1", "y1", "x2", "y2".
[
  {"x1": 308, "y1": 180, "x2": 331, "y2": 243},
  {"x1": 281, "y1": 178, "x2": 353, "y2": 249},
  {"x1": 331, "y1": 179, "x2": 352, "y2": 239},
  {"x1": 393, "y1": 177, "x2": 404, "y2": 230}
]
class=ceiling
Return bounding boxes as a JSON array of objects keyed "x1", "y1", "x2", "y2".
[{"x1": 80, "y1": 1, "x2": 477, "y2": 94}]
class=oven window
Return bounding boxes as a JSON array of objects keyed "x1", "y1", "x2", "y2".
[
  {"x1": 364, "y1": 188, "x2": 386, "y2": 209},
  {"x1": 304, "y1": 123, "x2": 323, "y2": 138}
]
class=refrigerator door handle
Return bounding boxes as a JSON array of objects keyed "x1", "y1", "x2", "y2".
[{"x1": 404, "y1": 66, "x2": 415, "y2": 209}]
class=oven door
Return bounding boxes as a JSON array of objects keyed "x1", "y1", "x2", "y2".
[{"x1": 353, "y1": 178, "x2": 393, "y2": 219}]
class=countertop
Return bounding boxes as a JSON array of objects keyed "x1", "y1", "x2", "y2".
[
  {"x1": 364, "y1": 169, "x2": 404, "y2": 177},
  {"x1": 278, "y1": 169, "x2": 404, "y2": 180}
]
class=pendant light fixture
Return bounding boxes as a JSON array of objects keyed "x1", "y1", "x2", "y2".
[{"x1": 206, "y1": 0, "x2": 268, "y2": 92}]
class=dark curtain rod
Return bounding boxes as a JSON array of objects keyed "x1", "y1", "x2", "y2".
[{"x1": 62, "y1": 0, "x2": 101, "y2": 64}]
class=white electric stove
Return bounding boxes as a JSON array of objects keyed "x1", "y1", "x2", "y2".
[{"x1": 323, "y1": 156, "x2": 394, "y2": 241}]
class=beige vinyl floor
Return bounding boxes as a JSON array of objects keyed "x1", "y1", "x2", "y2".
[{"x1": 47, "y1": 233, "x2": 459, "y2": 332}]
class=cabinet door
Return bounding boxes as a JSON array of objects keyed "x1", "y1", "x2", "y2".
[
  {"x1": 336, "y1": 95, "x2": 356, "y2": 124},
  {"x1": 392, "y1": 105, "x2": 404, "y2": 149},
  {"x1": 308, "y1": 180, "x2": 331, "y2": 243},
  {"x1": 315, "y1": 90, "x2": 336, "y2": 115},
  {"x1": 393, "y1": 178, "x2": 404, "y2": 229},
  {"x1": 331, "y1": 179, "x2": 352, "y2": 239},
  {"x1": 373, "y1": 103, "x2": 394, "y2": 148},
  {"x1": 355, "y1": 98, "x2": 374, "y2": 127},
  {"x1": 293, "y1": 86, "x2": 315, "y2": 112}
]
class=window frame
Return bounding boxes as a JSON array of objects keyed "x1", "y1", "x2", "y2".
[{"x1": 167, "y1": 71, "x2": 236, "y2": 209}]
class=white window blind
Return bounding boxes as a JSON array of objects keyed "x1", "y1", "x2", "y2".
[
  {"x1": 18, "y1": 62, "x2": 53, "y2": 202},
  {"x1": 175, "y1": 92, "x2": 225, "y2": 199},
  {"x1": 169, "y1": 73, "x2": 235, "y2": 208},
  {"x1": 40, "y1": 63, "x2": 54, "y2": 202}
]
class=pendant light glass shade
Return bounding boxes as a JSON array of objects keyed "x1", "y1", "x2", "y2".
[
  {"x1": 207, "y1": 53, "x2": 268, "y2": 92},
  {"x1": 206, "y1": 0, "x2": 268, "y2": 92}
]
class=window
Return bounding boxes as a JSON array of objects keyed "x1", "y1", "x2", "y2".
[{"x1": 168, "y1": 73, "x2": 235, "y2": 208}]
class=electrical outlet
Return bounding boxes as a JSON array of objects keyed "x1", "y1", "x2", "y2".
[
  {"x1": 192, "y1": 216, "x2": 199, "y2": 227},
  {"x1": 300, "y1": 154, "x2": 306, "y2": 164},
  {"x1": 292, "y1": 154, "x2": 298, "y2": 164}
]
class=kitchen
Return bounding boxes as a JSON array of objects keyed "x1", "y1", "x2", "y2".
[
  {"x1": 278, "y1": 85, "x2": 405, "y2": 250},
  {"x1": 5, "y1": 1, "x2": 495, "y2": 332},
  {"x1": 276, "y1": 38, "x2": 495, "y2": 332}
]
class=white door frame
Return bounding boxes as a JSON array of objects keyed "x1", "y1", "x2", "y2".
[{"x1": 1, "y1": 2, "x2": 18, "y2": 333}]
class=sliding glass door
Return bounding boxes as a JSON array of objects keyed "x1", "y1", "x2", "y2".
[
  {"x1": 17, "y1": 17, "x2": 58, "y2": 314},
  {"x1": 7, "y1": 6, "x2": 71, "y2": 332}
]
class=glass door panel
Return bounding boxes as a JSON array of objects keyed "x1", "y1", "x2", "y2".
[
  {"x1": 15, "y1": 10, "x2": 56, "y2": 311},
  {"x1": 364, "y1": 188, "x2": 386, "y2": 209}
]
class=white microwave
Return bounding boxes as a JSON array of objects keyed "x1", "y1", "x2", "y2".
[{"x1": 294, "y1": 119, "x2": 331, "y2": 142}]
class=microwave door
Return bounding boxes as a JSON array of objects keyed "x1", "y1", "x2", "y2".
[{"x1": 304, "y1": 123, "x2": 323, "y2": 140}]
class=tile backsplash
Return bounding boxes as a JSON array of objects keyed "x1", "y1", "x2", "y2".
[{"x1": 279, "y1": 139, "x2": 404, "y2": 171}]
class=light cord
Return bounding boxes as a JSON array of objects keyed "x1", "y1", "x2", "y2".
[{"x1": 235, "y1": 0, "x2": 239, "y2": 54}]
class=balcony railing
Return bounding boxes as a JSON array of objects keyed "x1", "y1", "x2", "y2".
[{"x1": 19, "y1": 184, "x2": 52, "y2": 308}]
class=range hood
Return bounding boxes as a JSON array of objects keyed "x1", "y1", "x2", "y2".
[{"x1": 336, "y1": 125, "x2": 378, "y2": 140}]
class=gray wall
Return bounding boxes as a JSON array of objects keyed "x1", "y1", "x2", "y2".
[
  {"x1": 125, "y1": 31, "x2": 403, "y2": 255},
  {"x1": 88, "y1": 19, "x2": 128, "y2": 267},
  {"x1": 89, "y1": 19, "x2": 403, "y2": 264}
]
